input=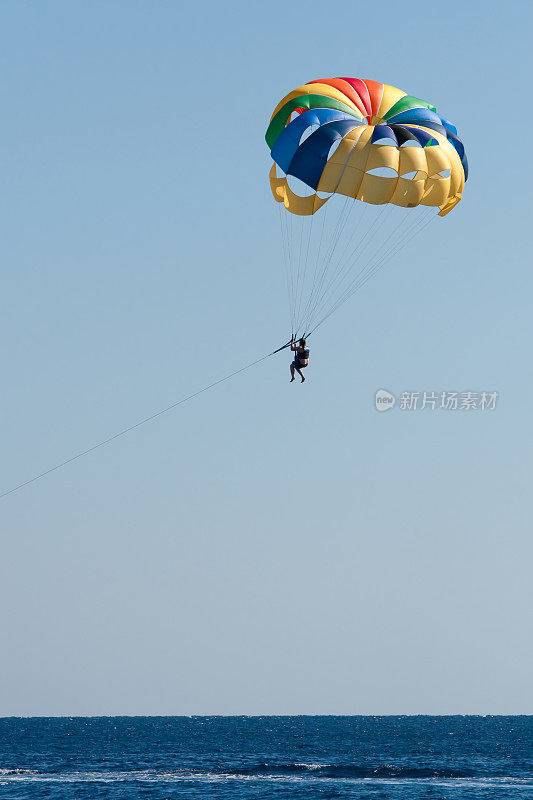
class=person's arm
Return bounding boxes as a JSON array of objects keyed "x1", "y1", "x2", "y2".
[{"x1": 290, "y1": 342, "x2": 297, "y2": 351}]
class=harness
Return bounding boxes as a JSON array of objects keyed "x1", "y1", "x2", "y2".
[{"x1": 297, "y1": 347, "x2": 310, "y2": 366}]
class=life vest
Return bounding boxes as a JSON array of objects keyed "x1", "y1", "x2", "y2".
[{"x1": 297, "y1": 347, "x2": 310, "y2": 365}]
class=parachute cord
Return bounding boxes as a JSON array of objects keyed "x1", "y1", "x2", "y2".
[
  {"x1": 303, "y1": 201, "x2": 390, "y2": 333},
  {"x1": 294, "y1": 210, "x2": 315, "y2": 334},
  {"x1": 0, "y1": 351, "x2": 275, "y2": 501},
  {"x1": 305, "y1": 199, "x2": 374, "y2": 327},
  {"x1": 278, "y1": 203, "x2": 295, "y2": 333},
  {"x1": 307, "y1": 208, "x2": 437, "y2": 336},
  {"x1": 304, "y1": 195, "x2": 351, "y2": 311},
  {"x1": 309, "y1": 208, "x2": 436, "y2": 334},
  {"x1": 301, "y1": 200, "x2": 383, "y2": 334},
  {"x1": 309, "y1": 204, "x2": 430, "y2": 330},
  {"x1": 301, "y1": 198, "x2": 368, "y2": 332},
  {"x1": 309, "y1": 202, "x2": 401, "y2": 325},
  {"x1": 321, "y1": 198, "x2": 367, "y2": 295},
  {"x1": 298, "y1": 194, "x2": 352, "y2": 334},
  {"x1": 280, "y1": 203, "x2": 297, "y2": 333},
  {"x1": 296, "y1": 130, "x2": 365, "y2": 334},
  {"x1": 286, "y1": 206, "x2": 296, "y2": 331},
  {"x1": 288, "y1": 208, "x2": 298, "y2": 333},
  {"x1": 297, "y1": 198, "x2": 329, "y2": 335},
  {"x1": 301, "y1": 194, "x2": 353, "y2": 328},
  {"x1": 293, "y1": 217, "x2": 306, "y2": 331}
]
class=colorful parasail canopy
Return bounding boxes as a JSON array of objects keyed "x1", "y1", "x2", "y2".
[{"x1": 266, "y1": 78, "x2": 468, "y2": 218}]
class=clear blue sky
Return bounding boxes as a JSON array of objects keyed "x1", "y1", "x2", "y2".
[{"x1": 0, "y1": 0, "x2": 531, "y2": 716}]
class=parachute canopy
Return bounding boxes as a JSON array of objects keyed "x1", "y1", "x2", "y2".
[
  {"x1": 266, "y1": 78, "x2": 468, "y2": 338},
  {"x1": 266, "y1": 78, "x2": 468, "y2": 218}
]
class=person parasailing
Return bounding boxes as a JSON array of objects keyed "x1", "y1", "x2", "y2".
[{"x1": 290, "y1": 338, "x2": 310, "y2": 383}]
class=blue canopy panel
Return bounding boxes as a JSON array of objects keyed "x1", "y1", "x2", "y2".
[
  {"x1": 285, "y1": 120, "x2": 365, "y2": 191},
  {"x1": 438, "y1": 115, "x2": 458, "y2": 136},
  {"x1": 371, "y1": 125, "x2": 398, "y2": 145},
  {"x1": 385, "y1": 107, "x2": 447, "y2": 129},
  {"x1": 383, "y1": 114, "x2": 467, "y2": 180},
  {"x1": 445, "y1": 131, "x2": 469, "y2": 180},
  {"x1": 403, "y1": 119, "x2": 448, "y2": 137},
  {"x1": 402, "y1": 127, "x2": 438, "y2": 146},
  {"x1": 372, "y1": 124, "x2": 438, "y2": 148},
  {"x1": 270, "y1": 108, "x2": 356, "y2": 174},
  {"x1": 390, "y1": 125, "x2": 424, "y2": 146},
  {"x1": 386, "y1": 116, "x2": 467, "y2": 179}
]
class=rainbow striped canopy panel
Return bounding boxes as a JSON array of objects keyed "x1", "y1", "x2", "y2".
[{"x1": 266, "y1": 78, "x2": 468, "y2": 217}]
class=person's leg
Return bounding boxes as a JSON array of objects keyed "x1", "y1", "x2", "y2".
[
  {"x1": 296, "y1": 367, "x2": 305, "y2": 383},
  {"x1": 290, "y1": 363, "x2": 295, "y2": 382}
]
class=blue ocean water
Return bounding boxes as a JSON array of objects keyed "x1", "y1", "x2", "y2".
[{"x1": 0, "y1": 716, "x2": 531, "y2": 799}]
